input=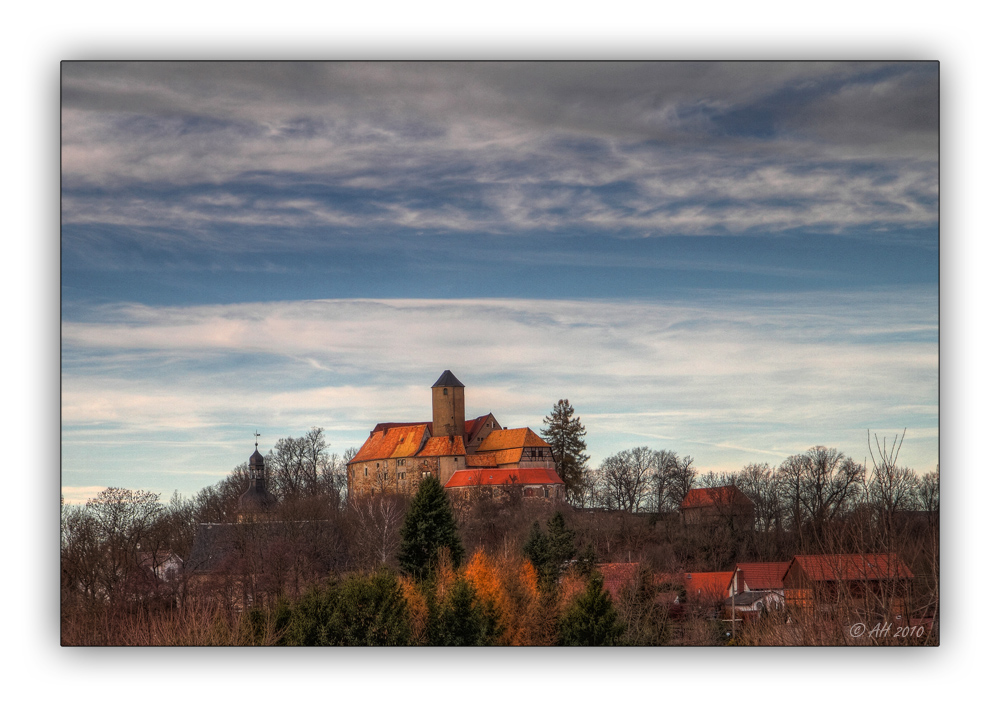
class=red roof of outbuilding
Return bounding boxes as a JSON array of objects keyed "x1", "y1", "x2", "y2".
[
  {"x1": 735, "y1": 561, "x2": 792, "y2": 592},
  {"x1": 444, "y1": 467, "x2": 564, "y2": 489},
  {"x1": 683, "y1": 572, "x2": 732, "y2": 603},
  {"x1": 788, "y1": 554, "x2": 914, "y2": 582},
  {"x1": 596, "y1": 563, "x2": 639, "y2": 601},
  {"x1": 680, "y1": 486, "x2": 754, "y2": 509}
]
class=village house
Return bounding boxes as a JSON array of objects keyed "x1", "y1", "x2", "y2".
[
  {"x1": 682, "y1": 571, "x2": 732, "y2": 615},
  {"x1": 679, "y1": 485, "x2": 755, "y2": 528},
  {"x1": 781, "y1": 553, "x2": 914, "y2": 617},
  {"x1": 723, "y1": 561, "x2": 791, "y2": 619},
  {"x1": 347, "y1": 371, "x2": 559, "y2": 497}
]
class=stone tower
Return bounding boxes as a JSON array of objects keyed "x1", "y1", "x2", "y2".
[{"x1": 431, "y1": 370, "x2": 466, "y2": 438}]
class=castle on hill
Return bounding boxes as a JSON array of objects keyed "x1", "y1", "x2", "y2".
[{"x1": 347, "y1": 370, "x2": 564, "y2": 499}]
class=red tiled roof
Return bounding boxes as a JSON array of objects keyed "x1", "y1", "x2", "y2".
[
  {"x1": 680, "y1": 485, "x2": 754, "y2": 509},
  {"x1": 417, "y1": 435, "x2": 466, "y2": 457},
  {"x1": 788, "y1": 554, "x2": 914, "y2": 582},
  {"x1": 351, "y1": 424, "x2": 429, "y2": 462},
  {"x1": 596, "y1": 563, "x2": 639, "y2": 601},
  {"x1": 683, "y1": 572, "x2": 732, "y2": 603},
  {"x1": 444, "y1": 467, "x2": 564, "y2": 489},
  {"x1": 477, "y1": 427, "x2": 549, "y2": 452},
  {"x1": 735, "y1": 561, "x2": 792, "y2": 592}
]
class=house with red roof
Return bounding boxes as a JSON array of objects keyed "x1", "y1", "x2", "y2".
[
  {"x1": 683, "y1": 571, "x2": 732, "y2": 607},
  {"x1": 679, "y1": 486, "x2": 754, "y2": 528},
  {"x1": 723, "y1": 561, "x2": 792, "y2": 618},
  {"x1": 729, "y1": 561, "x2": 792, "y2": 597},
  {"x1": 782, "y1": 553, "x2": 914, "y2": 615},
  {"x1": 594, "y1": 564, "x2": 683, "y2": 608},
  {"x1": 347, "y1": 371, "x2": 559, "y2": 497}
]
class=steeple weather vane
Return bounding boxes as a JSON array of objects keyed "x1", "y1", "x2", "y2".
[{"x1": 254, "y1": 430, "x2": 261, "y2": 449}]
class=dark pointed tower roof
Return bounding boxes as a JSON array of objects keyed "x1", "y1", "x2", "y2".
[{"x1": 432, "y1": 370, "x2": 464, "y2": 388}]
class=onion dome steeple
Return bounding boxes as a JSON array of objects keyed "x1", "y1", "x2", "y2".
[{"x1": 239, "y1": 431, "x2": 276, "y2": 519}]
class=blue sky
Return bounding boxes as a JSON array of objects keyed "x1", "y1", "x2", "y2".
[{"x1": 60, "y1": 62, "x2": 939, "y2": 502}]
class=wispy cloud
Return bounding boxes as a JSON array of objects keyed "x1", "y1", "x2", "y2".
[{"x1": 62, "y1": 293, "x2": 939, "y2": 496}]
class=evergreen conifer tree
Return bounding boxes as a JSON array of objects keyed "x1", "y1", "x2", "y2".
[
  {"x1": 575, "y1": 542, "x2": 598, "y2": 578},
  {"x1": 326, "y1": 571, "x2": 412, "y2": 646},
  {"x1": 541, "y1": 399, "x2": 589, "y2": 504},
  {"x1": 282, "y1": 573, "x2": 413, "y2": 646},
  {"x1": 523, "y1": 520, "x2": 549, "y2": 572},
  {"x1": 398, "y1": 475, "x2": 464, "y2": 579},
  {"x1": 546, "y1": 512, "x2": 576, "y2": 569},
  {"x1": 432, "y1": 577, "x2": 501, "y2": 646},
  {"x1": 524, "y1": 512, "x2": 577, "y2": 584},
  {"x1": 558, "y1": 573, "x2": 625, "y2": 646}
]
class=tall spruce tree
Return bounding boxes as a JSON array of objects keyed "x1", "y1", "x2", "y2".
[
  {"x1": 558, "y1": 574, "x2": 625, "y2": 646},
  {"x1": 523, "y1": 512, "x2": 577, "y2": 584},
  {"x1": 541, "y1": 399, "x2": 589, "y2": 504},
  {"x1": 398, "y1": 475, "x2": 464, "y2": 579}
]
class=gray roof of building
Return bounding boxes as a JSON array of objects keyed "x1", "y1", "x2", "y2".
[
  {"x1": 432, "y1": 370, "x2": 465, "y2": 388},
  {"x1": 731, "y1": 590, "x2": 780, "y2": 606},
  {"x1": 187, "y1": 519, "x2": 340, "y2": 574}
]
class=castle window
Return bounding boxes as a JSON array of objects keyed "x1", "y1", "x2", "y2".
[
  {"x1": 443, "y1": 388, "x2": 448, "y2": 396},
  {"x1": 364, "y1": 467, "x2": 369, "y2": 477}
]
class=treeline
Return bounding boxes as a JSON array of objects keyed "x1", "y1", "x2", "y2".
[{"x1": 61, "y1": 427, "x2": 938, "y2": 645}]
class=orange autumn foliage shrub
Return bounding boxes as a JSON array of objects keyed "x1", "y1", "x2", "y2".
[{"x1": 399, "y1": 576, "x2": 429, "y2": 645}]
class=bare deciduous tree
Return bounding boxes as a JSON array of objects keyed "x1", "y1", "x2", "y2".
[
  {"x1": 600, "y1": 447, "x2": 655, "y2": 513},
  {"x1": 349, "y1": 493, "x2": 408, "y2": 571}
]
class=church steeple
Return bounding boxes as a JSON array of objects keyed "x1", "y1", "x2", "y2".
[{"x1": 239, "y1": 431, "x2": 276, "y2": 520}]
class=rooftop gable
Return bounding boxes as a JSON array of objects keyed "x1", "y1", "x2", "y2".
[
  {"x1": 465, "y1": 413, "x2": 498, "y2": 441},
  {"x1": 477, "y1": 427, "x2": 549, "y2": 452},
  {"x1": 736, "y1": 561, "x2": 792, "y2": 591}
]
